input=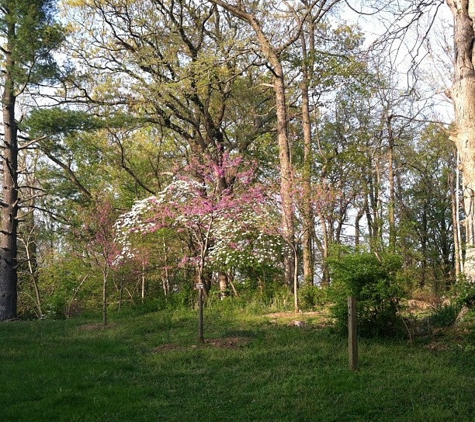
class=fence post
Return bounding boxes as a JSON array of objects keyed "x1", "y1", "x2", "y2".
[
  {"x1": 348, "y1": 296, "x2": 358, "y2": 371},
  {"x1": 197, "y1": 283, "x2": 204, "y2": 343}
]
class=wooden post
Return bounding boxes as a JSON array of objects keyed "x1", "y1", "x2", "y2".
[
  {"x1": 197, "y1": 283, "x2": 204, "y2": 343},
  {"x1": 348, "y1": 296, "x2": 358, "y2": 371}
]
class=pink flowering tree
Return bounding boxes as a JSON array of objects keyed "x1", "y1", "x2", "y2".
[
  {"x1": 80, "y1": 196, "x2": 123, "y2": 325},
  {"x1": 115, "y1": 153, "x2": 280, "y2": 296}
]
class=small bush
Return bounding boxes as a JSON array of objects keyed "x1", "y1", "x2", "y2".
[
  {"x1": 453, "y1": 279, "x2": 475, "y2": 308},
  {"x1": 299, "y1": 285, "x2": 329, "y2": 311},
  {"x1": 328, "y1": 247, "x2": 404, "y2": 338}
]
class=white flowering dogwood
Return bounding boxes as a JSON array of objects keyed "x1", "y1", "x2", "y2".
[{"x1": 114, "y1": 153, "x2": 282, "y2": 288}]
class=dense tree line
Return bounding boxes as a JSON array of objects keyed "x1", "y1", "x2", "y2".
[{"x1": 0, "y1": 0, "x2": 465, "y2": 320}]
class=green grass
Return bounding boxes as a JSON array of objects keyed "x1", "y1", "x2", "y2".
[{"x1": 1, "y1": 307, "x2": 475, "y2": 422}]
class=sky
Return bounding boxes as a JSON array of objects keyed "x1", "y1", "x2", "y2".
[{"x1": 344, "y1": 1, "x2": 454, "y2": 123}]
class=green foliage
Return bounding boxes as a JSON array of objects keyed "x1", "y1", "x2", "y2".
[
  {"x1": 298, "y1": 285, "x2": 329, "y2": 311},
  {"x1": 453, "y1": 279, "x2": 475, "y2": 308},
  {"x1": 117, "y1": 295, "x2": 186, "y2": 317},
  {"x1": 24, "y1": 108, "x2": 103, "y2": 138},
  {"x1": 0, "y1": 0, "x2": 64, "y2": 86},
  {"x1": 328, "y1": 247, "x2": 404, "y2": 337},
  {"x1": 429, "y1": 304, "x2": 461, "y2": 328},
  {"x1": 206, "y1": 282, "x2": 294, "y2": 314},
  {"x1": 232, "y1": 262, "x2": 284, "y2": 292},
  {"x1": 38, "y1": 254, "x2": 102, "y2": 319},
  {"x1": 24, "y1": 108, "x2": 139, "y2": 138},
  {"x1": 397, "y1": 124, "x2": 456, "y2": 292}
]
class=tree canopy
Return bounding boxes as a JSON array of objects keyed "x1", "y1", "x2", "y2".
[{"x1": 0, "y1": 0, "x2": 466, "y2": 321}]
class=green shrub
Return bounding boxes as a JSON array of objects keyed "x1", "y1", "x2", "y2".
[
  {"x1": 328, "y1": 247, "x2": 404, "y2": 338},
  {"x1": 453, "y1": 278, "x2": 475, "y2": 308},
  {"x1": 298, "y1": 285, "x2": 329, "y2": 311}
]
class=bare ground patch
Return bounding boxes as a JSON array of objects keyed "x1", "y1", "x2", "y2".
[
  {"x1": 264, "y1": 310, "x2": 333, "y2": 328},
  {"x1": 79, "y1": 323, "x2": 118, "y2": 331},
  {"x1": 152, "y1": 336, "x2": 251, "y2": 353}
]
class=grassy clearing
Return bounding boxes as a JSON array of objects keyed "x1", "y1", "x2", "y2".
[{"x1": 1, "y1": 306, "x2": 475, "y2": 422}]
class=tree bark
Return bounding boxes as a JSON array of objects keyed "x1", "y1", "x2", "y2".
[
  {"x1": 386, "y1": 115, "x2": 396, "y2": 252},
  {"x1": 301, "y1": 25, "x2": 315, "y2": 286},
  {"x1": 450, "y1": 161, "x2": 462, "y2": 279},
  {"x1": 354, "y1": 206, "x2": 365, "y2": 247},
  {"x1": 0, "y1": 19, "x2": 18, "y2": 321},
  {"x1": 208, "y1": 0, "x2": 296, "y2": 286},
  {"x1": 447, "y1": 0, "x2": 475, "y2": 280},
  {"x1": 102, "y1": 270, "x2": 108, "y2": 326}
]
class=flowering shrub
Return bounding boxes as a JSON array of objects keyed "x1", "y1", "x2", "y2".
[
  {"x1": 208, "y1": 211, "x2": 283, "y2": 270},
  {"x1": 114, "y1": 153, "x2": 281, "y2": 287}
]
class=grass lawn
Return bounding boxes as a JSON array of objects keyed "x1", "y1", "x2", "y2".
[{"x1": 1, "y1": 305, "x2": 475, "y2": 422}]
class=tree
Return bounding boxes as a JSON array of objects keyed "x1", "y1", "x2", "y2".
[
  {"x1": 296, "y1": 21, "x2": 369, "y2": 285},
  {"x1": 63, "y1": 0, "x2": 275, "y2": 296},
  {"x1": 115, "y1": 153, "x2": 274, "y2": 295},
  {"x1": 446, "y1": 0, "x2": 475, "y2": 280},
  {"x1": 0, "y1": 0, "x2": 63, "y2": 321},
  {"x1": 80, "y1": 197, "x2": 122, "y2": 325},
  {"x1": 207, "y1": 0, "x2": 309, "y2": 288},
  {"x1": 398, "y1": 124, "x2": 456, "y2": 292},
  {"x1": 63, "y1": 0, "x2": 250, "y2": 174}
]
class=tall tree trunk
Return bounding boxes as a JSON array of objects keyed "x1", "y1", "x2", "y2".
[
  {"x1": 208, "y1": 0, "x2": 296, "y2": 286},
  {"x1": 447, "y1": 0, "x2": 475, "y2": 280},
  {"x1": 162, "y1": 239, "x2": 170, "y2": 296},
  {"x1": 301, "y1": 26, "x2": 315, "y2": 286},
  {"x1": 421, "y1": 204, "x2": 428, "y2": 288},
  {"x1": 450, "y1": 161, "x2": 462, "y2": 279},
  {"x1": 317, "y1": 210, "x2": 331, "y2": 286},
  {"x1": 0, "y1": 19, "x2": 18, "y2": 321},
  {"x1": 102, "y1": 270, "x2": 108, "y2": 325},
  {"x1": 354, "y1": 204, "x2": 365, "y2": 247},
  {"x1": 218, "y1": 272, "x2": 228, "y2": 299},
  {"x1": 271, "y1": 55, "x2": 295, "y2": 288},
  {"x1": 141, "y1": 261, "x2": 146, "y2": 302},
  {"x1": 457, "y1": 151, "x2": 464, "y2": 274},
  {"x1": 386, "y1": 115, "x2": 396, "y2": 252}
]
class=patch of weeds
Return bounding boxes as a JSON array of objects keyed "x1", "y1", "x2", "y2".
[{"x1": 429, "y1": 304, "x2": 461, "y2": 328}]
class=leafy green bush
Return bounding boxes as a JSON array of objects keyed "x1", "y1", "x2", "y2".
[
  {"x1": 298, "y1": 285, "x2": 329, "y2": 311},
  {"x1": 328, "y1": 247, "x2": 404, "y2": 337},
  {"x1": 453, "y1": 278, "x2": 475, "y2": 308}
]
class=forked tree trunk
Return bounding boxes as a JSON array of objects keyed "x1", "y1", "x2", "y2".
[{"x1": 447, "y1": 0, "x2": 475, "y2": 280}]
